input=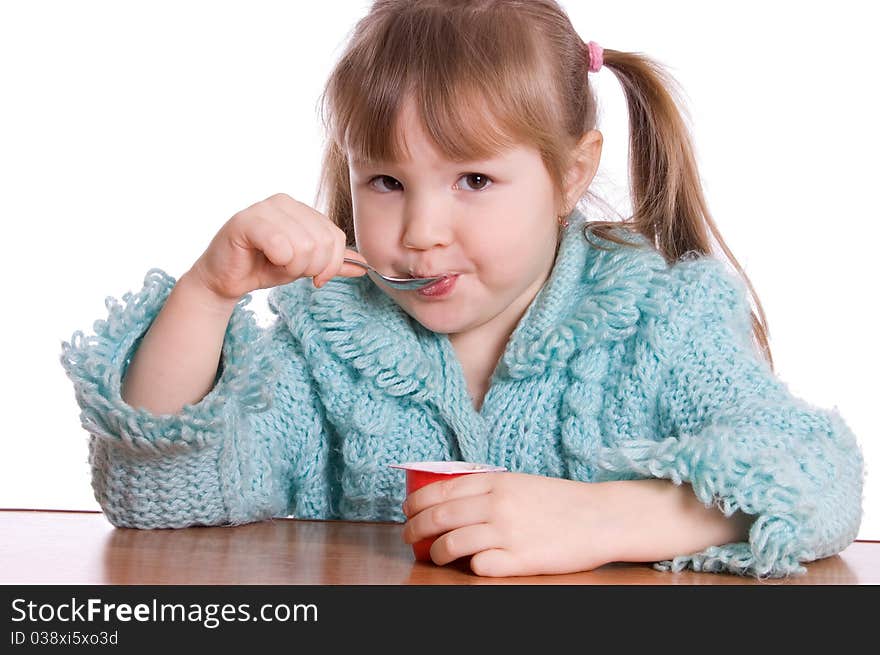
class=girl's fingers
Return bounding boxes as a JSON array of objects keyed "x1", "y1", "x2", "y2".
[
  {"x1": 313, "y1": 228, "x2": 346, "y2": 287},
  {"x1": 403, "y1": 492, "x2": 493, "y2": 545},
  {"x1": 339, "y1": 249, "x2": 369, "y2": 277},
  {"x1": 257, "y1": 195, "x2": 367, "y2": 284},
  {"x1": 268, "y1": 194, "x2": 338, "y2": 277},
  {"x1": 429, "y1": 523, "x2": 502, "y2": 567},
  {"x1": 239, "y1": 215, "x2": 294, "y2": 268},
  {"x1": 402, "y1": 472, "x2": 498, "y2": 519},
  {"x1": 468, "y1": 547, "x2": 519, "y2": 577},
  {"x1": 259, "y1": 205, "x2": 333, "y2": 280}
]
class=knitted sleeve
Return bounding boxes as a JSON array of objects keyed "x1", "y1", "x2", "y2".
[
  {"x1": 596, "y1": 258, "x2": 865, "y2": 578},
  {"x1": 59, "y1": 268, "x2": 329, "y2": 529}
]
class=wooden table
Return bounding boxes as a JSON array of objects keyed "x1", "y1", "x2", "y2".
[{"x1": 2, "y1": 509, "x2": 877, "y2": 584}]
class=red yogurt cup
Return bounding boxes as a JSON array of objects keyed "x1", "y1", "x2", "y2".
[{"x1": 390, "y1": 461, "x2": 507, "y2": 562}]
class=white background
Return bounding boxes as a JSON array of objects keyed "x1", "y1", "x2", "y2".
[{"x1": 2, "y1": 1, "x2": 877, "y2": 539}]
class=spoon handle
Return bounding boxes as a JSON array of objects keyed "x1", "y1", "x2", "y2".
[{"x1": 342, "y1": 257, "x2": 370, "y2": 271}]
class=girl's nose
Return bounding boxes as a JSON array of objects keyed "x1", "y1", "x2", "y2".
[{"x1": 400, "y1": 202, "x2": 454, "y2": 250}]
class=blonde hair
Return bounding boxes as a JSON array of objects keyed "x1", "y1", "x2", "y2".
[{"x1": 314, "y1": 0, "x2": 773, "y2": 369}]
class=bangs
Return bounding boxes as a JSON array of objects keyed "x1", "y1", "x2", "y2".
[
  {"x1": 322, "y1": 1, "x2": 560, "y2": 167},
  {"x1": 346, "y1": 87, "x2": 523, "y2": 166}
]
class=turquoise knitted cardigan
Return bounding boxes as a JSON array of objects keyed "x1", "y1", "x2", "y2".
[{"x1": 60, "y1": 209, "x2": 864, "y2": 578}]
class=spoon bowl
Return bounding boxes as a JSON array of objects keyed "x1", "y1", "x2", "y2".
[{"x1": 342, "y1": 258, "x2": 446, "y2": 290}]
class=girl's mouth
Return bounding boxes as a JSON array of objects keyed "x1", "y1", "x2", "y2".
[{"x1": 416, "y1": 274, "x2": 459, "y2": 298}]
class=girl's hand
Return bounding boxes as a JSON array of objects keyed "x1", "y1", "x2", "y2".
[
  {"x1": 402, "y1": 472, "x2": 623, "y2": 577},
  {"x1": 189, "y1": 192, "x2": 367, "y2": 302}
]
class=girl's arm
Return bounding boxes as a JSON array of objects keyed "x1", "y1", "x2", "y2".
[
  {"x1": 402, "y1": 472, "x2": 756, "y2": 578},
  {"x1": 120, "y1": 269, "x2": 239, "y2": 415},
  {"x1": 595, "y1": 258, "x2": 865, "y2": 578},
  {"x1": 60, "y1": 269, "x2": 331, "y2": 529},
  {"x1": 599, "y1": 478, "x2": 755, "y2": 564}
]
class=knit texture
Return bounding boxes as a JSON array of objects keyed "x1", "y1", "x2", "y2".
[{"x1": 60, "y1": 208, "x2": 864, "y2": 578}]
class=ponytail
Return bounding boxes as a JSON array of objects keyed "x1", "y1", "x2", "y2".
[{"x1": 584, "y1": 49, "x2": 773, "y2": 369}]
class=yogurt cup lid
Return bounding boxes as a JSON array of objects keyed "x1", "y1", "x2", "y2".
[{"x1": 389, "y1": 461, "x2": 506, "y2": 474}]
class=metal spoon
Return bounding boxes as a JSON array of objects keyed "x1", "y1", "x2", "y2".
[{"x1": 342, "y1": 257, "x2": 445, "y2": 290}]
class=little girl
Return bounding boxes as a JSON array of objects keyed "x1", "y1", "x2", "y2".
[{"x1": 60, "y1": 0, "x2": 864, "y2": 579}]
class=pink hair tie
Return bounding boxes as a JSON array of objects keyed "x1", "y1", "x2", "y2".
[{"x1": 587, "y1": 40, "x2": 604, "y2": 73}]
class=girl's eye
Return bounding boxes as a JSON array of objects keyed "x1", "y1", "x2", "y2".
[
  {"x1": 456, "y1": 173, "x2": 493, "y2": 191},
  {"x1": 369, "y1": 175, "x2": 403, "y2": 193},
  {"x1": 367, "y1": 173, "x2": 493, "y2": 193}
]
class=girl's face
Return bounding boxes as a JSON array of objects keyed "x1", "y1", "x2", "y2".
[{"x1": 348, "y1": 98, "x2": 564, "y2": 337}]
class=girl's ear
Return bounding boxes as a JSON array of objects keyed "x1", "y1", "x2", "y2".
[{"x1": 561, "y1": 130, "x2": 603, "y2": 214}]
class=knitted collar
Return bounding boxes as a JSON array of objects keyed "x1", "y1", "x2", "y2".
[{"x1": 268, "y1": 208, "x2": 668, "y2": 397}]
